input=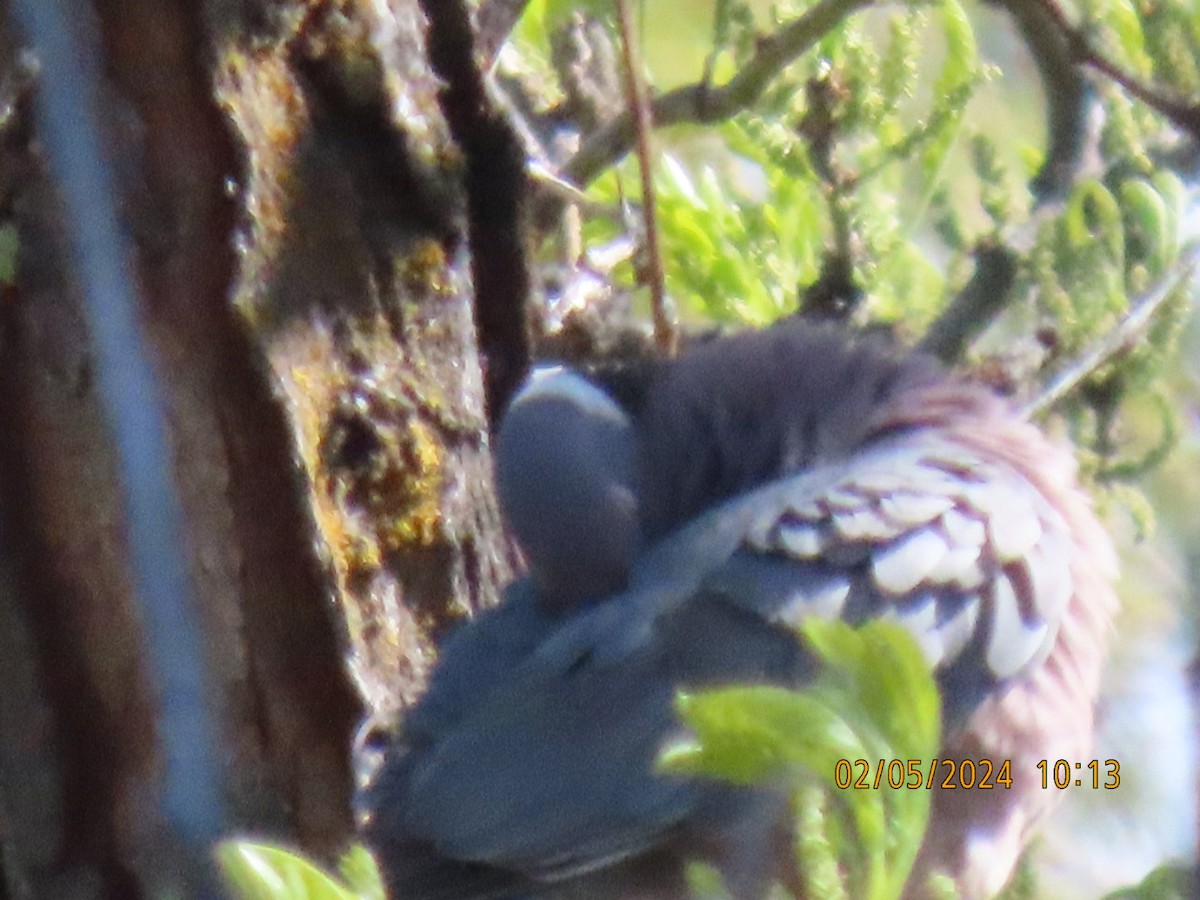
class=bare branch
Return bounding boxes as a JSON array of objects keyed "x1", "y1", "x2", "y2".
[
  {"x1": 986, "y1": 0, "x2": 1092, "y2": 200},
  {"x1": 995, "y1": 0, "x2": 1200, "y2": 154},
  {"x1": 564, "y1": 0, "x2": 875, "y2": 188},
  {"x1": 919, "y1": 243, "x2": 1018, "y2": 362},
  {"x1": 615, "y1": 0, "x2": 674, "y2": 354},
  {"x1": 1023, "y1": 243, "x2": 1200, "y2": 419},
  {"x1": 1037, "y1": 0, "x2": 1200, "y2": 140},
  {"x1": 796, "y1": 75, "x2": 864, "y2": 321}
]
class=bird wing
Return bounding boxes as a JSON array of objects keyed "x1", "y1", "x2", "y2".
[
  {"x1": 665, "y1": 430, "x2": 1079, "y2": 723},
  {"x1": 387, "y1": 600, "x2": 699, "y2": 880},
  {"x1": 382, "y1": 429, "x2": 1079, "y2": 886}
]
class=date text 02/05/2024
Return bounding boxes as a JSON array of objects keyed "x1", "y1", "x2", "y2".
[{"x1": 832, "y1": 759, "x2": 1121, "y2": 790}]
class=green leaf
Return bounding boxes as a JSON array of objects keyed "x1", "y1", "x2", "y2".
[
  {"x1": 1103, "y1": 862, "x2": 1199, "y2": 899},
  {"x1": 919, "y1": 0, "x2": 979, "y2": 183},
  {"x1": 216, "y1": 841, "x2": 363, "y2": 900},
  {"x1": 938, "y1": 0, "x2": 978, "y2": 89},
  {"x1": 0, "y1": 224, "x2": 18, "y2": 287},
  {"x1": 662, "y1": 154, "x2": 705, "y2": 208},
  {"x1": 665, "y1": 685, "x2": 868, "y2": 783},
  {"x1": 664, "y1": 619, "x2": 941, "y2": 900},
  {"x1": 685, "y1": 860, "x2": 733, "y2": 899},
  {"x1": 511, "y1": 0, "x2": 550, "y2": 54},
  {"x1": 1063, "y1": 180, "x2": 1110, "y2": 247},
  {"x1": 1119, "y1": 178, "x2": 1171, "y2": 276},
  {"x1": 802, "y1": 619, "x2": 940, "y2": 760},
  {"x1": 338, "y1": 846, "x2": 386, "y2": 900},
  {"x1": 1090, "y1": 0, "x2": 1153, "y2": 76}
]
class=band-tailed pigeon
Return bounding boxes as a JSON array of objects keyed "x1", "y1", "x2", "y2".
[{"x1": 362, "y1": 320, "x2": 1117, "y2": 900}]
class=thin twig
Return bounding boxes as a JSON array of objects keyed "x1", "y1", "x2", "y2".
[
  {"x1": 796, "y1": 75, "x2": 864, "y2": 320},
  {"x1": 1028, "y1": 0, "x2": 1200, "y2": 142},
  {"x1": 564, "y1": 0, "x2": 874, "y2": 188},
  {"x1": 1023, "y1": 243, "x2": 1200, "y2": 419},
  {"x1": 615, "y1": 0, "x2": 675, "y2": 355}
]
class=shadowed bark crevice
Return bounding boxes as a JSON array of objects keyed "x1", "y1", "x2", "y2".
[{"x1": 419, "y1": 0, "x2": 532, "y2": 424}]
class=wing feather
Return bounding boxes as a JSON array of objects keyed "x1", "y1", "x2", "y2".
[{"x1": 679, "y1": 432, "x2": 1077, "y2": 691}]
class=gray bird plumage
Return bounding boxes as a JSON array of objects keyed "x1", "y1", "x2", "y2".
[
  {"x1": 495, "y1": 365, "x2": 642, "y2": 605},
  {"x1": 363, "y1": 320, "x2": 1117, "y2": 900}
]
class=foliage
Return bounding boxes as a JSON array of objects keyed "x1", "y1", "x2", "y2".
[
  {"x1": 662, "y1": 619, "x2": 942, "y2": 900},
  {"x1": 578, "y1": 0, "x2": 991, "y2": 329},
  {"x1": 217, "y1": 841, "x2": 384, "y2": 900},
  {"x1": 514, "y1": 0, "x2": 1199, "y2": 529},
  {"x1": 1102, "y1": 862, "x2": 1199, "y2": 899}
]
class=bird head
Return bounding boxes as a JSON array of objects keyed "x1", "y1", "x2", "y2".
[{"x1": 496, "y1": 365, "x2": 643, "y2": 608}]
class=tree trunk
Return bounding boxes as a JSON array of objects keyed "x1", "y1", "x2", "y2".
[{"x1": 0, "y1": 0, "x2": 521, "y2": 896}]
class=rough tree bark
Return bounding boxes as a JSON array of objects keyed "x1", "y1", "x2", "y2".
[{"x1": 0, "y1": 0, "x2": 522, "y2": 896}]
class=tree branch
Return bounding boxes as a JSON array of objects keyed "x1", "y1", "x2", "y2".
[
  {"x1": 986, "y1": 0, "x2": 1093, "y2": 200},
  {"x1": 995, "y1": 0, "x2": 1200, "y2": 156},
  {"x1": 615, "y1": 0, "x2": 674, "y2": 354},
  {"x1": 1023, "y1": 242, "x2": 1200, "y2": 419},
  {"x1": 563, "y1": 0, "x2": 875, "y2": 188},
  {"x1": 1034, "y1": 0, "x2": 1200, "y2": 141},
  {"x1": 919, "y1": 243, "x2": 1018, "y2": 362},
  {"x1": 421, "y1": 0, "x2": 532, "y2": 423}
]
